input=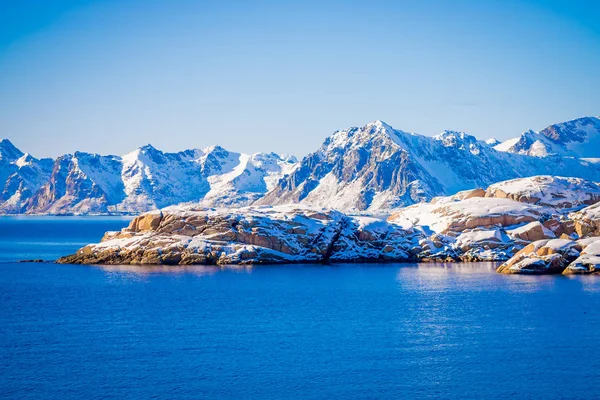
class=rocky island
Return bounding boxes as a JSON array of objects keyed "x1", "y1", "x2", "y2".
[{"x1": 58, "y1": 175, "x2": 600, "y2": 274}]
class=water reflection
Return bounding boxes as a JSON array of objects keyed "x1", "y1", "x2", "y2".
[
  {"x1": 96, "y1": 264, "x2": 254, "y2": 277},
  {"x1": 394, "y1": 261, "x2": 585, "y2": 294},
  {"x1": 89, "y1": 262, "x2": 600, "y2": 294},
  {"x1": 563, "y1": 273, "x2": 600, "y2": 292},
  {"x1": 412, "y1": 261, "x2": 499, "y2": 274},
  {"x1": 501, "y1": 274, "x2": 563, "y2": 293}
]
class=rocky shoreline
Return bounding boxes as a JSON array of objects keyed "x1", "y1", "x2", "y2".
[{"x1": 57, "y1": 176, "x2": 600, "y2": 274}]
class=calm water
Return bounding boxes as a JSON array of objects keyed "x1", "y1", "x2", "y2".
[{"x1": 1, "y1": 218, "x2": 600, "y2": 399}]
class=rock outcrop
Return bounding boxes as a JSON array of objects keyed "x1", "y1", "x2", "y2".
[
  {"x1": 496, "y1": 188, "x2": 600, "y2": 275},
  {"x1": 563, "y1": 239, "x2": 600, "y2": 274},
  {"x1": 496, "y1": 239, "x2": 581, "y2": 274},
  {"x1": 58, "y1": 206, "x2": 423, "y2": 266},
  {"x1": 497, "y1": 236, "x2": 600, "y2": 275},
  {"x1": 569, "y1": 202, "x2": 600, "y2": 237},
  {"x1": 497, "y1": 225, "x2": 600, "y2": 275},
  {"x1": 387, "y1": 197, "x2": 545, "y2": 234},
  {"x1": 484, "y1": 176, "x2": 600, "y2": 209}
]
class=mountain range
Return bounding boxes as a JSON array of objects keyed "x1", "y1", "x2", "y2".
[
  {"x1": 260, "y1": 117, "x2": 600, "y2": 211},
  {"x1": 2, "y1": 116, "x2": 599, "y2": 215},
  {"x1": 0, "y1": 140, "x2": 296, "y2": 214}
]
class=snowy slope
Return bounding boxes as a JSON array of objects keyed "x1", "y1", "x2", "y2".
[
  {"x1": 198, "y1": 150, "x2": 298, "y2": 207},
  {"x1": 257, "y1": 121, "x2": 447, "y2": 211},
  {"x1": 485, "y1": 176, "x2": 600, "y2": 209}
]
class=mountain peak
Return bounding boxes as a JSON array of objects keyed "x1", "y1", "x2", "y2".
[
  {"x1": 0, "y1": 138, "x2": 24, "y2": 161},
  {"x1": 540, "y1": 116, "x2": 600, "y2": 144},
  {"x1": 434, "y1": 130, "x2": 479, "y2": 149},
  {"x1": 367, "y1": 120, "x2": 392, "y2": 129},
  {"x1": 494, "y1": 117, "x2": 600, "y2": 158},
  {"x1": 202, "y1": 145, "x2": 228, "y2": 154},
  {"x1": 485, "y1": 138, "x2": 501, "y2": 146},
  {"x1": 364, "y1": 120, "x2": 395, "y2": 136},
  {"x1": 139, "y1": 143, "x2": 159, "y2": 152}
]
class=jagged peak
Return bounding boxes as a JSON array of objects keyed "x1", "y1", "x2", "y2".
[
  {"x1": 73, "y1": 150, "x2": 108, "y2": 160},
  {"x1": 366, "y1": 120, "x2": 393, "y2": 130},
  {"x1": 485, "y1": 138, "x2": 501, "y2": 146},
  {"x1": 0, "y1": 138, "x2": 24, "y2": 161},
  {"x1": 434, "y1": 130, "x2": 478, "y2": 147},
  {"x1": 280, "y1": 153, "x2": 298, "y2": 163},
  {"x1": 251, "y1": 151, "x2": 292, "y2": 161},
  {"x1": 521, "y1": 129, "x2": 537, "y2": 136},
  {"x1": 121, "y1": 144, "x2": 161, "y2": 162},
  {"x1": 539, "y1": 116, "x2": 600, "y2": 144},
  {"x1": 139, "y1": 143, "x2": 159, "y2": 152},
  {"x1": 201, "y1": 145, "x2": 228, "y2": 154}
]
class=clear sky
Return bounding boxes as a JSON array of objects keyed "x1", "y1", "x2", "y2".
[{"x1": 1, "y1": 0, "x2": 599, "y2": 158}]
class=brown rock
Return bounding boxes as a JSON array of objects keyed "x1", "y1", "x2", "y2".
[
  {"x1": 509, "y1": 222, "x2": 551, "y2": 242},
  {"x1": 382, "y1": 245, "x2": 394, "y2": 253},
  {"x1": 574, "y1": 221, "x2": 593, "y2": 237},
  {"x1": 131, "y1": 212, "x2": 163, "y2": 232},
  {"x1": 497, "y1": 239, "x2": 581, "y2": 274}
]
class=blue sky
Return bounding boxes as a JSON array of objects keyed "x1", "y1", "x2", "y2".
[{"x1": 1, "y1": 0, "x2": 599, "y2": 158}]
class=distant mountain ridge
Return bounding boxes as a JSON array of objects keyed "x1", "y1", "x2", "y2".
[
  {"x1": 2, "y1": 116, "x2": 600, "y2": 215},
  {"x1": 493, "y1": 116, "x2": 600, "y2": 157},
  {"x1": 0, "y1": 141, "x2": 296, "y2": 214}
]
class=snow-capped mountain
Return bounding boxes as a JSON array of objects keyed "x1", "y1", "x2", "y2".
[
  {"x1": 494, "y1": 116, "x2": 600, "y2": 157},
  {"x1": 2, "y1": 115, "x2": 600, "y2": 215},
  {"x1": 0, "y1": 142, "x2": 296, "y2": 215},
  {"x1": 25, "y1": 152, "x2": 126, "y2": 214},
  {"x1": 0, "y1": 140, "x2": 54, "y2": 213},
  {"x1": 259, "y1": 118, "x2": 600, "y2": 212}
]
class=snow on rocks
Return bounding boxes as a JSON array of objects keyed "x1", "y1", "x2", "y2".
[
  {"x1": 497, "y1": 197, "x2": 600, "y2": 275},
  {"x1": 497, "y1": 239, "x2": 581, "y2": 274},
  {"x1": 58, "y1": 174, "x2": 600, "y2": 268},
  {"x1": 497, "y1": 235, "x2": 600, "y2": 275},
  {"x1": 58, "y1": 205, "x2": 424, "y2": 266},
  {"x1": 507, "y1": 221, "x2": 555, "y2": 242},
  {"x1": 388, "y1": 175, "x2": 600, "y2": 265},
  {"x1": 387, "y1": 197, "x2": 546, "y2": 234},
  {"x1": 569, "y1": 202, "x2": 600, "y2": 237},
  {"x1": 562, "y1": 238, "x2": 600, "y2": 275},
  {"x1": 485, "y1": 175, "x2": 600, "y2": 209}
]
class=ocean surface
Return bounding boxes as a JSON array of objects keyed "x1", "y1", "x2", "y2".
[{"x1": 1, "y1": 217, "x2": 600, "y2": 399}]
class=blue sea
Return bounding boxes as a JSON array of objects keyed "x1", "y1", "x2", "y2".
[{"x1": 1, "y1": 217, "x2": 600, "y2": 399}]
